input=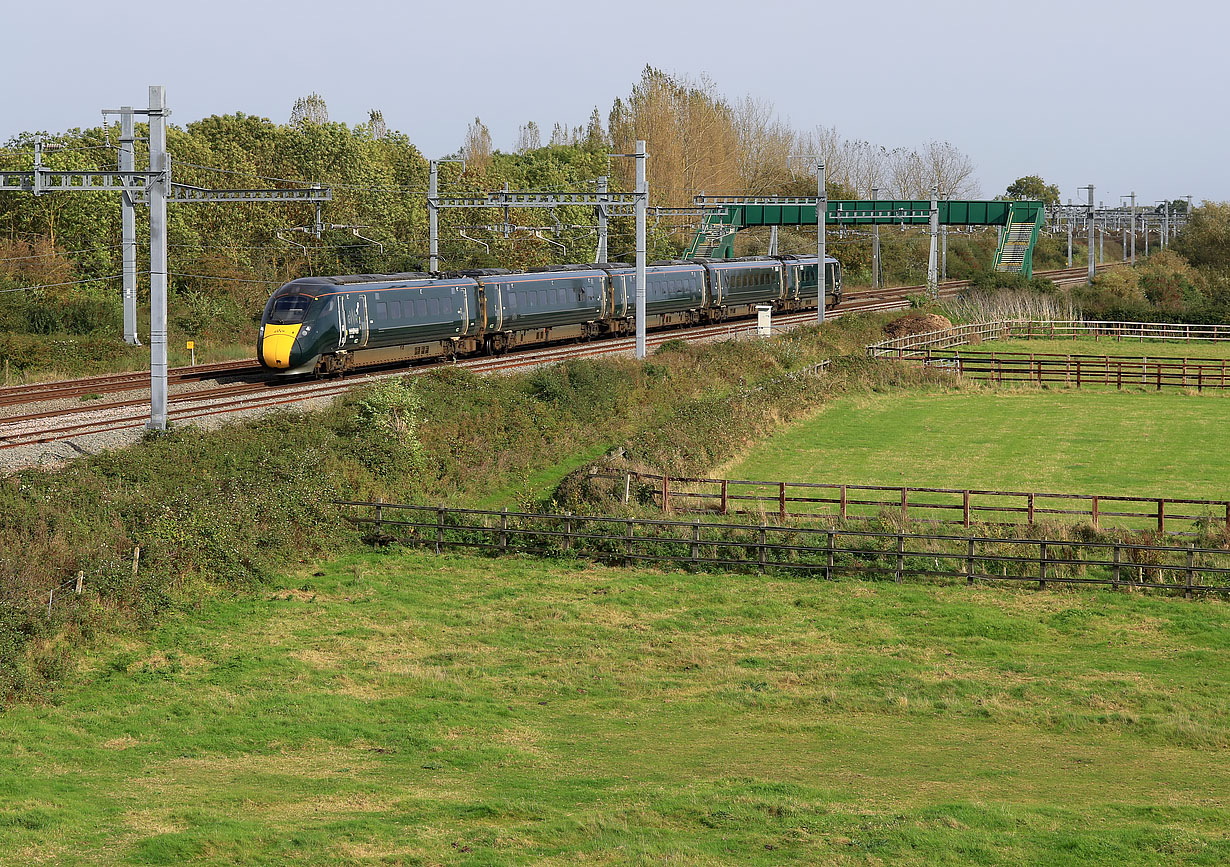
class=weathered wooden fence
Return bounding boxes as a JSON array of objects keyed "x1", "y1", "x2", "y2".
[
  {"x1": 590, "y1": 471, "x2": 1230, "y2": 536},
  {"x1": 867, "y1": 319, "x2": 1230, "y2": 358},
  {"x1": 337, "y1": 501, "x2": 1230, "y2": 597},
  {"x1": 920, "y1": 351, "x2": 1230, "y2": 391}
]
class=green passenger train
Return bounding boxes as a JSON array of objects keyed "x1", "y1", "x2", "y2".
[{"x1": 258, "y1": 255, "x2": 841, "y2": 376}]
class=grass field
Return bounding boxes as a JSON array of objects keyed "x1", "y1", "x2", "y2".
[
  {"x1": 724, "y1": 389, "x2": 1230, "y2": 502},
  {"x1": 2, "y1": 548, "x2": 1227, "y2": 865},
  {"x1": 959, "y1": 338, "x2": 1230, "y2": 360}
]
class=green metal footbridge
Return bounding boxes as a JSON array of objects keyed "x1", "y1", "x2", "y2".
[{"x1": 687, "y1": 197, "x2": 1046, "y2": 278}]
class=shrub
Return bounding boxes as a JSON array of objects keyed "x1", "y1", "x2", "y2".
[{"x1": 335, "y1": 377, "x2": 426, "y2": 479}]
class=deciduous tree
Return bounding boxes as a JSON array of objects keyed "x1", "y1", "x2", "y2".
[{"x1": 1004, "y1": 175, "x2": 1060, "y2": 207}]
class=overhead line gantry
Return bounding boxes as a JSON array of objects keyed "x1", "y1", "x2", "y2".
[{"x1": 0, "y1": 86, "x2": 331, "y2": 430}]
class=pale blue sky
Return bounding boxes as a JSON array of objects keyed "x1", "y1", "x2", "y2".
[{"x1": 3, "y1": 0, "x2": 1225, "y2": 203}]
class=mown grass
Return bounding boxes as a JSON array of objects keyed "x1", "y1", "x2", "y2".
[
  {"x1": 959, "y1": 338, "x2": 1230, "y2": 360},
  {"x1": 2, "y1": 548, "x2": 1227, "y2": 865},
  {"x1": 724, "y1": 389, "x2": 1230, "y2": 501}
]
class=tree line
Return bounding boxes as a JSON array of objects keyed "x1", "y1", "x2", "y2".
[{"x1": 0, "y1": 66, "x2": 1157, "y2": 345}]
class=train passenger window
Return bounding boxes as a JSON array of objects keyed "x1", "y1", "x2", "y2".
[
  {"x1": 415, "y1": 299, "x2": 427, "y2": 317},
  {"x1": 390, "y1": 301, "x2": 401, "y2": 319},
  {"x1": 428, "y1": 297, "x2": 440, "y2": 316},
  {"x1": 539, "y1": 289, "x2": 548, "y2": 306},
  {"x1": 376, "y1": 301, "x2": 388, "y2": 319},
  {"x1": 506, "y1": 290, "x2": 517, "y2": 310}
]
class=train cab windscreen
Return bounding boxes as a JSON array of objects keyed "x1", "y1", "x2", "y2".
[{"x1": 267, "y1": 294, "x2": 313, "y2": 325}]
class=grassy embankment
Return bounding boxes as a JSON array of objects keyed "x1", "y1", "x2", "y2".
[{"x1": 2, "y1": 548, "x2": 1227, "y2": 865}]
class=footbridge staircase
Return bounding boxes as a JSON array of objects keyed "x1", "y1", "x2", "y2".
[{"x1": 992, "y1": 201, "x2": 1046, "y2": 275}]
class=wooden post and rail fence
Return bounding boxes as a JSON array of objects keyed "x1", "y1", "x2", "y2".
[
  {"x1": 866, "y1": 319, "x2": 1230, "y2": 359},
  {"x1": 593, "y1": 470, "x2": 1230, "y2": 536},
  {"x1": 866, "y1": 320, "x2": 1230, "y2": 389},
  {"x1": 337, "y1": 501, "x2": 1230, "y2": 598}
]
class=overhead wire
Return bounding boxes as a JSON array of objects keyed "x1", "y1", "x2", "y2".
[
  {"x1": 0, "y1": 274, "x2": 121, "y2": 294},
  {"x1": 168, "y1": 272, "x2": 286, "y2": 284},
  {"x1": 0, "y1": 242, "x2": 126, "y2": 262},
  {"x1": 172, "y1": 159, "x2": 462, "y2": 195}
]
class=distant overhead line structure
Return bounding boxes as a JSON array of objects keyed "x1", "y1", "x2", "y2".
[
  {"x1": 689, "y1": 195, "x2": 1047, "y2": 284},
  {"x1": 0, "y1": 86, "x2": 331, "y2": 431}
]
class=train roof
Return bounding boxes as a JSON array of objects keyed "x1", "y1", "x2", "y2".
[
  {"x1": 280, "y1": 272, "x2": 433, "y2": 286},
  {"x1": 276, "y1": 254, "x2": 841, "y2": 294}
]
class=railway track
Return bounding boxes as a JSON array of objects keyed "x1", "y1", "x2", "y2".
[
  {"x1": 0, "y1": 358, "x2": 258, "y2": 409},
  {"x1": 0, "y1": 265, "x2": 1109, "y2": 453}
]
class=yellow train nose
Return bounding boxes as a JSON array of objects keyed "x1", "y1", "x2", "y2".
[{"x1": 261, "y1": 324, "x2": 302, "y2": 368}]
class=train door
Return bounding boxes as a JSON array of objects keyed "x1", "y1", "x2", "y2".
[{"x1": 339, "y1": 293, "x2": 369, "y2": 348}]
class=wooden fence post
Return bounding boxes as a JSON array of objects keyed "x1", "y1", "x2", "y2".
[
  {"x1": 1091, "y1": 496, "x2": 1099, "y2": 530},
  {"x1": 1113, "y1": 543, "x2": 1121, "y2": 590},
  {"x1": 436, "y1": 507, "x2": 445, "y2": 554},
  {"x1": 624, "y1": 473, "x2": 631, "y2": 505},
  {"x1": 896, "y1": 532, "x2": 905, "y2": 583},
  {"x1": 826, "y1": 530, "x2": 835, "y2": 579},
  {"x1": 839, "y1": 485, "x2": 848, "y2": 521},
  {"x1": 691, "y1": 520, "x2": 700, "y2": 564},
  {"x1": 1157, "y1": 499, "x2": 1166, "y2": 534},
  {"x1": 75, "y1": 571, "x2": 84, "y2": 595},
  {"x1": 1186, "y1": 545, "x2": 1195, "y2": 600},
  {"x1": 963, "y1": 490, "x2": 970, "y2": 528},
  {"x1": 900, "y1": 488, "x2": 909, "y2": 524},
  {"x1": 625, "y1": 520, "x2": 634, "y2": 565},
  {"x1": 375, "y1": 498, "x2": 383, "y2": 534},
  {"x1": 500, "y1": 507, "x2": 509, "y2": 552},
  {"x1": 1027, "y1": 493, "x2": 1035, "y2": 526},
  {"x1": 132, "y1": 546, "x2": 141, "y2": 576},
  {"x1": 47, "y1": 589, "x2": 53, "y2": 616},
  {"x1": 1039, "y1": 542, "x2": 1047, "y2": 590},
  {"x1": 966, "y1": 538, "x2": 976, "y2": 585},
  {"x1": 662, "y1": 475, "x2": 670, "y2": 513},
  {"x1": 563, "y1": 513, "x2": 572, "y2": 552},
  {"x1": 720, "y1": 479, "x2": 729, "y2": 515},
  {"x1": 757, "y1": 525, "x2": 767, "y2": 571},
  {"x1": 779, "y1": 482, "x2": 787, "y2": 522}
]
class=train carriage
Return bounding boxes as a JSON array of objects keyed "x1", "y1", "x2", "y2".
[
  {"x1": 607, "y1": 263, "x2": 707, "y2": 330},
  {"x1": 781, "y1": 255, "x2": 842, "y2": 309},
  {"x1": 480, "y1": 266, "x2": 607, "y2": 353},
  {"x1": 700, "y1": 257, "x2": 784, "y2": 316}
]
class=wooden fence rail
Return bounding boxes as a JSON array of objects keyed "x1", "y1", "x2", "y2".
[
  {"x1": 336, "y1": 501, "x2": 1230, "y2": 597},
  {"x1": 589, "y1": 471, "x2": 1230, "y2": 536},
  {"x1": 924, "y1": 353, "x2": 1230, "y2": 391},
  {"x1": 867, "y1": 319, "x2": 1230, "y2": 358}
]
